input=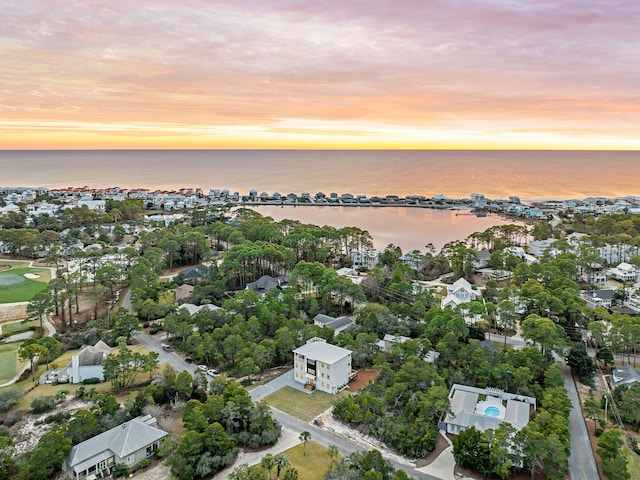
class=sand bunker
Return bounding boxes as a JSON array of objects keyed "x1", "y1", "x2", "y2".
[{"x1": 23, "y1": 273, "x2": 40, "y2": 279}]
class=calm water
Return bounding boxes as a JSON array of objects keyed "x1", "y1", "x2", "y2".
[
  {"x1": 249, "y1": 205, "x2": 519, "y2": 252},
  {"x1": 1, "y1": 149, "x2": 639, "y2": 200},
  {"x1": 2, "y1": 149, "x2": 635, "y2": 252}
]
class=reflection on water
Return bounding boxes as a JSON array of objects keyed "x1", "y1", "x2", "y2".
[{"x1": 248, "y1": 205, "x2": 524, "y2": 252}]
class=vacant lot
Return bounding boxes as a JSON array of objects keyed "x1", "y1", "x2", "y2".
[
  {"x1": 262, "y1": 386, "x2": 348, "y2": 422},
  {"x1": 283, "y1": 440, "x2": 339, "y2": 480}
]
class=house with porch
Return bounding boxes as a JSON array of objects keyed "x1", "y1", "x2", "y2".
[
  {"x1": 293, "y1": 337, "x2": 353, "y2": 394},
  {"x1": 440, "y1": 277, "x2": 479, "y2": 309},
  {"x1": 608, "y1": 262, "x2": 639, "y2": 282},
  {"x1": 581, "y1": 289, "x2": 615, "y2": 309},
  {"x1": 63, "y1": 415, "x2": 168, "y2": 480}
]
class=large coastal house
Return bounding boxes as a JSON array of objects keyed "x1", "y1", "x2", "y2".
[
  {"x1": 293, "y1": 338, "x2": 354, "y2": 394},
  {"x1": 440, "y1": 278, "x2": 479, "y2": 309},
  {"x1": 63, "y1": 415, "x2": 168, "y2": 480},
  {"x1": 441, "y1": 384, "x2": 536, "y2": 435},
  {"x1": 608, "y1": 262, "x2": 640, "y2": 282}
]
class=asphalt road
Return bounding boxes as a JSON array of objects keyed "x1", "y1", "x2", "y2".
[
  {"x1": 126, "y1": 287, "x2": 597, "y2": 480},
  {"x1": 490, "y1": 331, "x2": 600, "y2": 480}
]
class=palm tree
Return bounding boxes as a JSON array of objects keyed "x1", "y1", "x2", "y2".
[
  {"x1": 298, "y1": 431, "x2": 311, "y2": 456},
  {"x1": 274, "y1": 453, "x2": 290, "y2": 480},
  {"x1": 326, "y1": 444, "x2": 339, "y2": 469},
  {"x1": 261, "y1": 453, "x2": 275, "y2": 480}
]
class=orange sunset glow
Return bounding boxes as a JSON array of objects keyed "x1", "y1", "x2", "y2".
[{"x1": 1, "y1": 1, "x2": 639, "y2": 150}]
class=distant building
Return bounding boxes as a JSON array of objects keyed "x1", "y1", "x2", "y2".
[
  {"x1": 293, "y1": 338, "x2": 353, "y2": 394},
  {"x1": 351, "y1": 250, "x2": 379, "y2": 270},
  {"x1": 246, "y1": 275, "x2": 289, "y2": 295},
  {"x1": 313, "y1": 314, "x2": 354, "y2": 333}
]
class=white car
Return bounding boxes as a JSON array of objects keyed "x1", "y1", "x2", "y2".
[
  {"x1": 207, "y1": 369, "x2": 219, "y2": 377},
  {"x1": 197, "y1": 364, "x2": 208, "y2": 372}
]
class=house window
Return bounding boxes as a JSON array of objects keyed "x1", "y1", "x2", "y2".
[
  {"x1": 327, "y1": 375, "x2": 330, "y2": 379},
  {"x1": 326, "y1": 364, "x2": 330, "y2": 370},
  {"x1": 321, "y1": 372, "x2": 325, "y2": 378}
]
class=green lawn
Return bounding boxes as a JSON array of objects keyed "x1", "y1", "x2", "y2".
[
  {"x1": 626, "y1": 447, "x2": 640, "y2": 480},
  {"x1": 0, "y1": 266, "x2": 51, "y2": 303},
  {"x1": 1, "y1": 320, "x2": 38, "y2": 336},
  {"x1": 262, "y1": 386, "x2": 348, "y2": 422},
  {"x1": 283, "y1": 441, "x2": 340, "y2": 480},
  {"x1": 0, "y1": 343, "x2": 20, "y2": 382}
]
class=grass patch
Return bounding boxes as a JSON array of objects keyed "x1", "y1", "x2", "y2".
[
  {"x1": 262, "y1": 386, "x2": 348, "y2": 422},
  {"x1": 1, "y1": 320, "x2": 38, "y2": 336},
  {"x1": 626, "y1": 447, "x2": 640, "y2": 480},
  {"x1": 0, "y1": 266, "x2": 51, "y2": 303},
  {"x1": 0, "y1": 343, "x2": 20, "y2": 382},
  {"x1": 282, "y1": 440, "x2": 339, "y2": 480},
  {"x1": 0, "y1": 260, "x2": 29, "y2": 269}
]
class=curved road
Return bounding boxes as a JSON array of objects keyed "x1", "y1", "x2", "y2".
[{"x1": 128, "y1": 287, "x2": 597, "y2": 480}]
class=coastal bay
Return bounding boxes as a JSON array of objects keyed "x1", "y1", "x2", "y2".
[{"x1": 247, "y1": 205, "x2": 521, "y2": 252}]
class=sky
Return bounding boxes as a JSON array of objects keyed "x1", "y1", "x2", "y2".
[{"x1": 1, "y1": 0, "x2": 639, "y2": 150}]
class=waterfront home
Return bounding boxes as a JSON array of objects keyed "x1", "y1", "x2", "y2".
[
  {"x1": 293, "y1": 337, "x2": 354, "y2": 394},
  {"x1": 63, "y1": 415, "x2": 168, "y2": 480},
  {"x1": 350, "y1": 249, "x2": 380, "y2": 270}
]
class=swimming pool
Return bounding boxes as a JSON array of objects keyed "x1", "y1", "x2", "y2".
[{"x1": 485, "y1": 406, "x2": 501, "y2": 417}]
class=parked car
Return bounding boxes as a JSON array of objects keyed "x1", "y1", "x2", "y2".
[
  {"x1": 160, "y1": 343, "x2": 171, "y2": 352},
  {"x1": 207, "y1": 369, "x2": 219, "y2": 377},
  {"x1": 197, "y1": 364, "x2": 208, "y2": 372}
]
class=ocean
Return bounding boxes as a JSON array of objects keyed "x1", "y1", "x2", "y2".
[
  {"x1": 1, "y1": 149, "x2": 639, "y2": 200},
  {"x1": 1, "y1": 149, "x2": 637, "y2": 252}
]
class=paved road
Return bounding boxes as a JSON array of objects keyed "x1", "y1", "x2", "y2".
[
  {"x1": 491, "y1": 329, "x2": 599, "y2": 480},
  {"x1": 563, "y1": 360, "x2": 599, "y2": 480}
]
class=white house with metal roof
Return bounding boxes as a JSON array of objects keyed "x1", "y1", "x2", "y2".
[
  {"x1": 293, "y1": 337, "x2": 353, "y2": 394},
  {"x1": 63, "y1": 415, "x2": 168, "y2": 480},
  {"x1": 441, "y1": 384, "x2": 536, "y2": 435}
]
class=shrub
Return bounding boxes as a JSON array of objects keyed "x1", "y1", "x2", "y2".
[
  {"x1": 31, "y1": 396, "x2": 57, "y2": 414},
  {"x1": 112, "y1": 463, "x2": 130, "y2": 479},
  {"x1": 595, "y1": 428, "x2": 604, "y2": 437},
  {"x1": 82, "y1": 377, "x2": 101, "y2": 385},
  {"x1": 0, "y1": 389, "x2": 24, "y2": 413},
  {"x1": 1, "y1": 410, "x2": 23, "y2": 426},
  {"x1": 44, "y1": 411, "x2": 71, "y2": 424},
  {"x1": 138, "y1": 459, "x2": 150, "y2": 469},
  {"x1": 149, "y1": 326, "x2": 161, "y2": 334}
]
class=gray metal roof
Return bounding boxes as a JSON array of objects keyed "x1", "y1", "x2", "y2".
[{"x1": 67, "y1": 415, "x2": 168, "y2": 473}]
